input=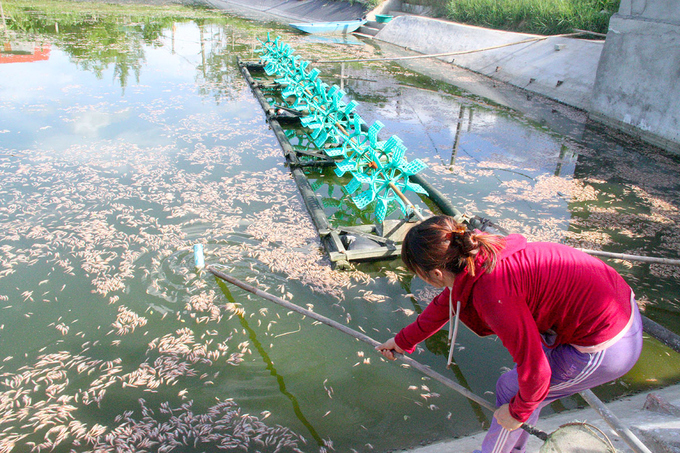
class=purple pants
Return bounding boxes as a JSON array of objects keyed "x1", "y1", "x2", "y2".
[{"x1": 480, "y1": 304, "x2": 643, "y2": 453}]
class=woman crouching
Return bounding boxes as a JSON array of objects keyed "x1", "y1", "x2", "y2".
[{"x1": 377, "y1": 215, "x2": 642, "y2": 453}]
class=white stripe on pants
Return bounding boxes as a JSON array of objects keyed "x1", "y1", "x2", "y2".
[{"x1": 480, "y1": 305, "x2": 643, "y2": 453}]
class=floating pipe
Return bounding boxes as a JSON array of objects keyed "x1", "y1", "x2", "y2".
[{"x1": 641, "y1": 316, "x2": 680, "y2": 354}]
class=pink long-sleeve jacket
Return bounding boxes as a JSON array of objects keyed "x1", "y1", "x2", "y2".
[{"x1": 395, "y1": 234, "x2": 632, "y2": 422}]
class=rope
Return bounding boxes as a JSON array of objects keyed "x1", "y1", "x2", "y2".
[
  {"x1": 313, "y1": 32, "x2": 585, "y2": 64},
  {"x1": 573, "y1": 28, "x2": 608, "y2": 38}
]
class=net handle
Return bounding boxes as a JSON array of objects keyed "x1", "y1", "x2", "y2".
[{"x1": 208, "y1": 267, "x2": 549, "y2": 441}]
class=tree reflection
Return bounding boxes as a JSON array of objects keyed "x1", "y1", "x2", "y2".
[
  {"x1": 4, "y1": 1, "x2": 245, "y2": 101},
  {"x1": 196, "y1": 23, "x2": 243, "y2": 104}
]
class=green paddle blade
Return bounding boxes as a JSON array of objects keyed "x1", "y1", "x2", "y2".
[{"x1": 257, "y1": 34, "x2": 432, "y2": 222}]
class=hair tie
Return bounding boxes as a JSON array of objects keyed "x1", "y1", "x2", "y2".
[{"x1": 451, "y1": 226, "x2": 466, "y2": 237}]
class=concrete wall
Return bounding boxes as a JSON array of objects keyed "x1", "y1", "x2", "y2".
[
  {"x1": 375, "y1": 16, "x2": 604, "y2": 111},
  {"x1": 590, "y1": 0, "x2": 680, "y2": 154},
  {"x1": 364, "y1": 0, "x2": 401, "y2": 21},
  {"x1": 618, "y1": 0, "x2": 680, "y2": 22}
]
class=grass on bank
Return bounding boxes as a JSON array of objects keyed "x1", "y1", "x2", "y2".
[{"x1": 377, "y1": 0, "x2": 621, "y2": 36}]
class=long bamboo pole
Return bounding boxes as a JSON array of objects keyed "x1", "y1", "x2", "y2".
[
  {"x1": 209, "y1": 266, "x2": 657, "y2": 453},
  {"x1": 580, "y1": 389, "x2": 652, "y2": 453},
  {"x1": 251, "y1": 51, "x2": 674, "y2": 438},
  {"x1": 577, "y1": 248, "x2": 680, "y2": 266},
  {"x1": 207, "y1": 266, "x2": 549, "y2": 441}
]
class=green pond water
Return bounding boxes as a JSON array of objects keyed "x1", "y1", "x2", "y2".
[{"x1": 1, "y1": 2, "x2": 680, "y2": 452}]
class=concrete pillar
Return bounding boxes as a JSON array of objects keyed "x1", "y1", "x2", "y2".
[{"x1": 590, "y1": 0, "x2": 680, "y2": 154}]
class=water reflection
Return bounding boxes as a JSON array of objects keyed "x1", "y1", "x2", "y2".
[
  {"x1": 3, "y1": 2, "x2": 244, "y2": 101},
  {"x1": 569, "y1": 123, "x2": 680, "y2": 330},
  {"x1": 0, "y1": 36, "x2": 50, "y2": 63},
  {"x1": 216, "y1": 279, "x2": 325, "y2": 447}
]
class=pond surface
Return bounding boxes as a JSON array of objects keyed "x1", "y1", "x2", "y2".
[{"x1": 1, "y1": 2, "x2": 680, "y2": 452}]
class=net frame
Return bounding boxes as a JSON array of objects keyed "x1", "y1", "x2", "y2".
[{"x1": 540, "y1": 421, "x2": 617, "y2": 453}]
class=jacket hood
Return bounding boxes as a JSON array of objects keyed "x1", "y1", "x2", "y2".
[{"x1": 450, "y1": 234, "x2": 527, "y2": 308}]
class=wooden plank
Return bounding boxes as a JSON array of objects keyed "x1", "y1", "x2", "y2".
[
  {"x1": 293, "y1": 148, "x2": 332, "y2": 160},
  {"x1": 338, "y1": 226, "x2": 393, "y2": 245}
]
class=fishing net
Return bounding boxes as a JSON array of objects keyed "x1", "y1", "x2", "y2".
[{"x1": 540, "y1": 422, "x2": 617, "y2": 453}]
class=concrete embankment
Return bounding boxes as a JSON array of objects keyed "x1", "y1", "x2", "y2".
[
  {"x1": 206, "y1": 0, "x2": 678, "y2": 154},
  {"x1": 372, "y1": 14, "x2": 603, "y2": 114},
  {"x1": 590, "y1": 0, "x2": 680, "y2": 155},
  {"x1": 368, "y1": 2, "x2": 680, "y2": 155}
]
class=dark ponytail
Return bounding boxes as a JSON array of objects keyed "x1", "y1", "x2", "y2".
[{"x1": 401, "y1": 215, "x2": 505, "y2": 277}]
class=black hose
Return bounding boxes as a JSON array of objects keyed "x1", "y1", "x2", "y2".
[{"x1": 642, "y1": 316, "x2": 680, "y2": 354}]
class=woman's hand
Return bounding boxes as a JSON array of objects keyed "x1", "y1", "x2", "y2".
[
  {"x1": 375, "y1": 337, "x2": 404, "y2": 361},
  {"x1": 494, "y1": 404, "x2": 523, "y2": 431}
]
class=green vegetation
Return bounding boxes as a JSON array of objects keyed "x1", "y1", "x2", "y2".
[
  {"x1": 1, "y1": 0, "x2": 262, "y2": 99},
  {"x1": 362, "y1": 0, "x2": 384, "y2": 8},
  {"x1": 401, "y1": 0, "x2": 620, "y2": 36},
  {"x1": 1, "y1": 0, "x2": 228, "y2": 44}
]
